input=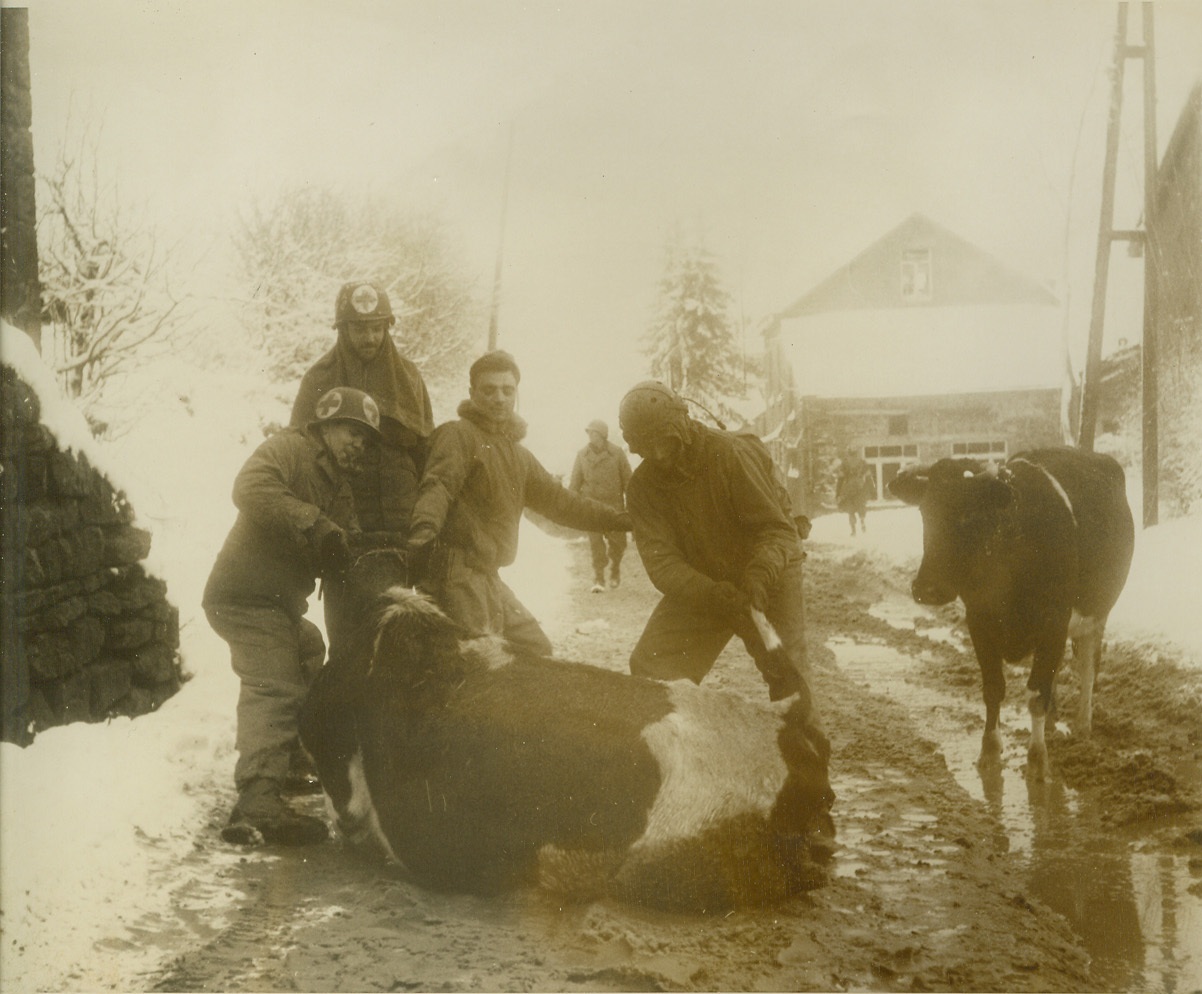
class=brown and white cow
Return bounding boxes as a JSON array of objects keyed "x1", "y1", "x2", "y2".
[
  {"x1": 299, "y1": 550, "x2": 834, "y2": 912},
  {"x1": 889, "y1": 447, "x2": 1134, "y2": 777}
]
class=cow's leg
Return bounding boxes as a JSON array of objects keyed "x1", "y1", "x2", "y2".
[
  {"x1": 968, "y1": 623, "x2": 1005, "y2": 767},
  {"x1": 1069, "y1": 611, "x2": 1106, "y2": 736},
  {"x1": 977, "y1": 652, "x2": 1006, "y2": 767},
  {"x1": 1026, "y1": 636, "x2": 1067, "y2": 780}
]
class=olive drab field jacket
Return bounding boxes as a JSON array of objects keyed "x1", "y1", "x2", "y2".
[
  {"x1": 203, "y1": 427, "x2": 357, "y2": 618},
  {"x1": 569, "y1": 440, "x2": 632, "y2": 511},
  {"x1": 409, "y1": 400, "x2": 628, "y2": 573},
  {"x1": 626, "y1": 421, "x2": 804, "y2": 607}
]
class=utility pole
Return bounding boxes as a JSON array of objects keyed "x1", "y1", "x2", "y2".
[
  {"x1": 486, "y1": 123, "x2": 514, "y2": 351},
  {"x1": 1077, "y1": 2, "x2": 1159, "y2": 527},
  {"x1": 1139, "y1": 2, "x2": 1159, "y2": 528}
]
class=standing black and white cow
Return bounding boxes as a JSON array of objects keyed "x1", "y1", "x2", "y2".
[
  {"x1": 300, "y1": 550, "x2": 835, "y2": 912},
  {"x1": 889, "y1": 447, "x2": 1134, "y2": 777}
]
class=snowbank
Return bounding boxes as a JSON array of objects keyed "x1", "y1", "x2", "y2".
[{"x1": 0, "y1": 328, "x2": 572, "y2": 991}]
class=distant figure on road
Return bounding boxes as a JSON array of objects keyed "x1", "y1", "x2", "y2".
[
  {"x1": 570, "y1": 418, "x2": 632, "y2": 592},
  {"x1": 835, "y1": 449, "x2": 875, "y2": 537}
]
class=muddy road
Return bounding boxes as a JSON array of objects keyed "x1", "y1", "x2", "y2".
[{"x1": 144, "y1": 535, "x2": 1202, "y2": 993}]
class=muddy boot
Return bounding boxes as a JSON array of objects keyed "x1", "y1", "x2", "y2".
[
  {"x1": 222, "y1": 778, "x2": 328, "y2": 846},
  {"x1": 608, "y1": 563, "x2": 621, "y2": 589},
  {"x1": 591, "y1": 572, "x2": 606, "y2": 593}
]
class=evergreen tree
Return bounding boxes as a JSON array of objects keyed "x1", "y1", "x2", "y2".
[{"x1": 643, "y1": 228, "x2": 746, "y2": 423}]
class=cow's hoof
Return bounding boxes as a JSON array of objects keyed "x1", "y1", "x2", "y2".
[
  {"x1": 976, "y1": 730, "x2": 1004, "y2": 770},
  {"x1": 807, "y1": 816, "x2": 838, "y2": 863},
  {"x1": 1026, "y1": 749, "x2": 1050, "y2": 782}
]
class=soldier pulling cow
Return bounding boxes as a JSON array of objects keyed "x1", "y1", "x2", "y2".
[{"x1": 205, "y1": 286, "x2": 1132, "y2": 909}]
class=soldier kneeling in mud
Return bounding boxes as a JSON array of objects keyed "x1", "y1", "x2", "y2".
[{"x1": 203, "y1": 388, "x2": 381, "y2": 846}]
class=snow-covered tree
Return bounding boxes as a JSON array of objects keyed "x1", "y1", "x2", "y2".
[
  {"x1": 643, "y1": 227, "x2": 749, "y2": 425},
  {"x1": 37, "y1": 119, "x2": 189, "y2": 427},
  {"x1": 234, "y1": 187, "x2": 482, "y2": 397}
]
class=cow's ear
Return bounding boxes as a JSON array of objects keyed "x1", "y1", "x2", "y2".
[{"x1": 888, "y1": 471, "x2": 928, "y2": 505}]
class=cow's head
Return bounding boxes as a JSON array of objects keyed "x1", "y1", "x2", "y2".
[
  {"x1": 889, "y1": 459, "x2": 1014, "y2": 606},
  {"x1": 323, "y1": 549, "x2": 412, "y2": 667}
]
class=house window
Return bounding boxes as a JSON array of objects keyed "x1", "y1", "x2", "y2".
[
  {"x1": 952, "y1": 440, "x2": 1007, "y2": 461},
  {"x1": 900, "y1": 248, "x2": 932, "y2": 302}
]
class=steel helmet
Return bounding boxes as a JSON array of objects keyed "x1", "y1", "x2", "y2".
[
  {"x1": 618, "y1": 381, "x2": 688, "y2": 438},
  {"x1": 333, "y1": 280, "x2": 395, "y2": 329},
  {"x1": 310, "y1": 387, "x2": 382, "y2": 437}
]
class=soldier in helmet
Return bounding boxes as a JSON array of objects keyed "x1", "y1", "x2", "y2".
[
  {"x1": 204, "y1": 387, "x2": 381, "y2": 846},
  {"x1": 406, "y1": 351, "x2": 631, "y2": 655},
  {"x1": 618, "y1": 381, "x2": 833, "y2": 853},
  {"x1": 569, "y1": 418, "x2": 632, "y2": 592},
  {"x1": 618, "y1": 380, "x2": 823, "y2": 712},
  {"x1": 291, "y1": 280, "x2": 434, "y2": 546}
]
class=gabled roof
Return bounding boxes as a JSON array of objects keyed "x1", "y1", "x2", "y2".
[{"x1": 779, "y1": 213, "x2": 1058, "y2": 319}]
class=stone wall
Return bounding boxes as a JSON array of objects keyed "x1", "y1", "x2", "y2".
[{"x1": 1, "y1": 363, "x2": 182, "y2": 745}]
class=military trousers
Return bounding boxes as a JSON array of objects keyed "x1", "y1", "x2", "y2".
[{"x1": 206, "y1": 604, "x2": 325, "y2": 790}]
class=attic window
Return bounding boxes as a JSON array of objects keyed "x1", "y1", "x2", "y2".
[{"x1": 900, "y1": 248, "x2": 932, "y2": 302}]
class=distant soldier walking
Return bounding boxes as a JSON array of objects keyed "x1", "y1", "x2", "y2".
[
  {"x1": 570, "y1": 419, "x2": 632, "y2": 592},
  {"x1": 835, "y1": 449, "x2": 875, "y2": 536}
]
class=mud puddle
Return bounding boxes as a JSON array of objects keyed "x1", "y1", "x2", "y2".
[{"x1": 828, "y1": 629, "x2": 1202, "y2": 993}]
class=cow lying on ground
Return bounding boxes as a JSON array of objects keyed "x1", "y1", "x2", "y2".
[
  {"x1": 889, "y1": 447, "x2": 1134, "y2": 778},
  {"x1": 299, "y1": 550, "x2": 834, "y2": 912}
]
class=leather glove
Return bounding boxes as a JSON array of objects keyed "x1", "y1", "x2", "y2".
[
  {"x1": 309, "y1": 517, "x2": 351, "y2": 577},
  {"x1": 614, "y1": 511, "x2": 633, "y2": 532},
  {"x1": 709, "y1": 580, "x2": 750, "y2": 624}
]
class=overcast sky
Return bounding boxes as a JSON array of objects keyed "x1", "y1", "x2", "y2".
[{"x1": 23, "y1": 0, "x2": 1202, "y2": 464}]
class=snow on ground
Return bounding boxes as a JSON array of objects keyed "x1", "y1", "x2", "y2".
[
  {"x1": 810, "y1": 502, "x2": 1202, "y2": 667},
  {"x1": 0, "y1": 324, "x2": 1198, "y2": 990},
  {"x1": 0, "y1": 326, "x2": 571, "y2": 991}
]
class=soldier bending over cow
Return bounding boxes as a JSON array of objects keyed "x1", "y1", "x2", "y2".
[
  {"x1": 406, "y1": 350, "x2": 631, "y2": 655},
  {"x1": 619, "y1": 382, "x2": 826, "y2": 710},
  {"x1": 204, "y1": 388, "x2": 381, "y2": 846}
]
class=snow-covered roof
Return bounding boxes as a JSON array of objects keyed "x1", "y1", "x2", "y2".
[{"x1": 778, "y1": 303, "x2": 1068, "y2": 399}]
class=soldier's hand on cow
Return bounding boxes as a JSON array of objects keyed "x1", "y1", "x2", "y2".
[
  {"x1": 709, "y1": 580, "x2": 750, "y2": 623},
  {"x1": 615, "y1": 511, "x2": 633, "y2": 532}
]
